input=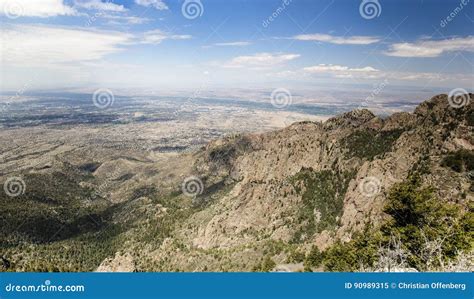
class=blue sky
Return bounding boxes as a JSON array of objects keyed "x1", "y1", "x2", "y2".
[{"x1": 0, "y1": 0, "x2": 473, "y2": 92}]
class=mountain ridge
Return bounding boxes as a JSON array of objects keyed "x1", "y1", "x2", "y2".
[{"x1": 1, "y1": 93, "x2": 472, "y2": 272}]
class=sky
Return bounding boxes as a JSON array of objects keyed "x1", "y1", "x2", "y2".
[{"x1": 0, "y1": 0, "x2": 473, "y2": 93}]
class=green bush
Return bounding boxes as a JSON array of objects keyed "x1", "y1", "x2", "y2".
[
  {"x1": 287, "y1": 249, "x2": 305, "y2": 263},
  {"x1": 341, "y1": 129, "x2": 403, "y2": 160},
  {"x1": 290, "y1": 169, "x2": 354, "y2": 242},
  {"x1": 322, "y1": 175, "x2": 473, "y2": 271},
  {"x1": 381, "y1": 175, "x2": 472, "y2": 269},
  {"x1": 253, "y1": 256, "x2": 276, "y2": 272},
  {"x1": 323, "y1": 229, "x2": 379, "y2": 271},
  {"x1": 303, "y1": 246, "x2": 324, "y2": 271}
]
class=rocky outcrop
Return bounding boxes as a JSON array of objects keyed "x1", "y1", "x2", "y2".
[
  {"x1": 96, "y1": 252, "x2": 136, "y2": 272},
  {"x1": 175, "y1": 94, "x2": 473, "y2": 254}
]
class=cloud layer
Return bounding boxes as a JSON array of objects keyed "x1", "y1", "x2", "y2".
[
  {"x1": 293, "y1": 33, "x2": 380, "y2": 45},
  {"x1": 214, "y1": 41, "x2": 251, "y2": 47},
  {"x1": 224, "y1": 53, "x2": 300, "y2": 69},
  {"x1": 74, "y1": 0, "x2": 127, "y2": 12},
  {"x1": 141, "y1": 29, "x2": 192, "y2": 44},
  {"x1": 0, "y1": 0, "x2": 76, "y2": 17},
  {"x1": 385, "y1": 36, "x2": 474, "y2": 57},
  {"x1": 303, "y1": 64, "x2": 379, "y2": 78},
  {"x1": 0, "y1": 24, "x2": 132, "y2": 66},
  {"x1": 0, "y1": 24, "x2": 196, "y2": 68},
  {"x1": 135, "y1": 0, "x2": 168, "y2": 10}
]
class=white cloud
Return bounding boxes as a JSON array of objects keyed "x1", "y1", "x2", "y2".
[
  {"x1": 0, "y1": 0, "x2": 76, "y2": 17},
  {"x1": 293, "y1": 33, "x2": 380, "y2": 45},
  {"x1": 304, "y1": 64, "x2": 378, "y2": 73},
  {"x1": 135, "y1": 0, "x2": 168, "y2": 10},
  {"x1": 141, "y1": 29, "x2": 191, "y2": 44},
  {"x1": 303, "y1": 64, "x2": 379, "y2": 79},
  {"x1": 385, "y1": 36, "x2": 474, "y2": 57},
  {"x1": 0, "y1": 24, "x2": 132, "y2": 66},
  {"x1": 102, "y1": 14, "x2": 150, "y2": 25},
  {"x1": 299, "y1": 63, "x2": 474, "y2": 84},
  {"x1": 74, "y1": 0, "x2": 127, "y2": 12},
  {"x1": 0, "y1": 25, "x2": 192, "y2": 68},
  {"x1": 224, "y1": 53, "x2": 300, "y2": 69},
  {"x1": 214, "y1": 41, "x2": 251, "y2": 47}
]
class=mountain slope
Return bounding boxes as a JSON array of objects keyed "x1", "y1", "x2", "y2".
[{"x1": 1, "y1": 94, "x2": 473, "y2": 272}]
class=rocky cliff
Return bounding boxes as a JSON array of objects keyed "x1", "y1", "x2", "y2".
[{"x1": 2, "y1": 94, "x2": 472, "y2": 272}]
